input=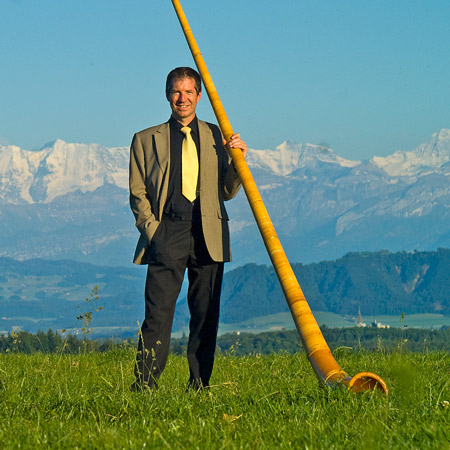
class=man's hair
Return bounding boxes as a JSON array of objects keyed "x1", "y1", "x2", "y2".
[{"x1": 165, "y1": 67, "x2": 202, "y2": 99}]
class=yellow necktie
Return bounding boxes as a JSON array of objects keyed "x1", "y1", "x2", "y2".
[{"x1": 180, "y1": 126, "x2": 199, "y2": 202}]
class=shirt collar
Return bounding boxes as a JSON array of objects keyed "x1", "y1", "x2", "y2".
[{"x1": 169, "y1": 115, "x2": 198, "y2": 134}]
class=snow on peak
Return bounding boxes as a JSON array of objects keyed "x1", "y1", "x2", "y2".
[
  {"x1": 416, "y1": 129, "x2": 450, "y2": 159},
  {"x1": 246, "y1": 140, "x2": 359, "y2": 176},
  {"x1": 371, "y1": 128, "x2": 450, "y2": 177},
  {"x1": 0, "y1": 140, "x2": 129, "y2": 204}
]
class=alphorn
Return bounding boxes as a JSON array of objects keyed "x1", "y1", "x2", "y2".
[{"x1": 171, "y1": 0, "x2": 388, "y2": 395}]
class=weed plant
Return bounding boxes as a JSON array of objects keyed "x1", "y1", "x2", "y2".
[{"x1": 0, "y1": 348, "x2": 449, "y2": 449}]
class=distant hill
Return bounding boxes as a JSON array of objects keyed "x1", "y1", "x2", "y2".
[
  {"x1": 1, "y1": 248, "x2": 449, "y2": 337},
  {"x1": 172, "y1": 248, "x2": 450, "y2": 328},
  {"x1": 217, "y1": 248, "x2": 450, "y2": 322},
  {"x1": 0, "y1": 258, "x2": 146, "y2": 337}
]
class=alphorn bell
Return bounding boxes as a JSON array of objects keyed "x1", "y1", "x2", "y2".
[{"x1": 171, "y1": 0, "x2": 388, "y2": 395}]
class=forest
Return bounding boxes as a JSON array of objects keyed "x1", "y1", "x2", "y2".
[{"x1": 217, "y1": 248, "x2": 450, "y2": 323}]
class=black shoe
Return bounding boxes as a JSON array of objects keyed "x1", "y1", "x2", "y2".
[{"x1": 186, "y1": 378, "x2": 209, "y2": 392}]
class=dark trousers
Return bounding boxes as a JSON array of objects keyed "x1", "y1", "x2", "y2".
[{"x1": 135, "y1": 215, "x2": 224, "y2": 389}]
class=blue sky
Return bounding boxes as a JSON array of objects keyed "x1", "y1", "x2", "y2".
[{"x1": 1, "y1": 0, "x2": 449, "y2": 160}]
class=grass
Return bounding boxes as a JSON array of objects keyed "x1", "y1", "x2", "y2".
[{"x1": 0, "y1": 349, "x2": 449, "y2": 449}]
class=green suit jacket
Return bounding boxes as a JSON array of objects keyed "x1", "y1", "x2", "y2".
[{"x1": 129, "y1": 119, "x2": 242, "y2": 265}]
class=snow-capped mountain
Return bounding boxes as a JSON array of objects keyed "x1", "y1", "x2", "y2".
[
  {"x1": 371, "y1": 129, "x2": 450, "y2": 177},
  {"x1": 0, "y1": 139, "x2": 128, "y2": 204},
  {"x1": 245, "y1": 141, "x2": 360, "y2": 176},
  {"x1": 1, "y1": 130, "x2": 450, "y2": 266}
]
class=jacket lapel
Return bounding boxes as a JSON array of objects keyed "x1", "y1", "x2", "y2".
[{"x1": 153, "y1": 122, "x2": 170, "y2": 173}]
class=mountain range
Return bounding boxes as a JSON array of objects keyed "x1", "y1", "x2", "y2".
[{"x1": 1, "y1": 129, "x2": 450, "y2": 266}]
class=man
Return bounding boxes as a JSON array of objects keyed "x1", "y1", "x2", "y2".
[{"x1": 129, "y1": 67, "x2": 247, "y2": 390}]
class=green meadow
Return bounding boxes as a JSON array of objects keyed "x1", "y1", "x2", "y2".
[{"x1": 1, "y1": 349, "x2": 449, "y2": 449}]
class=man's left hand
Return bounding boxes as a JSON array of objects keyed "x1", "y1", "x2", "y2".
[{"x1": 223, "y1": 134, "x2": 247, "y2": 158}]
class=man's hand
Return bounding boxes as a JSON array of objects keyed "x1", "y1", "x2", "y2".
[{"x1": 223, "y1": 134, "x2": 248, "y2": 158}]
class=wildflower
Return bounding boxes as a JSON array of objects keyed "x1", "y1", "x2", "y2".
[
  {"x1": 442, "y1": 401, "x2": 449, "y2": 409},
  {"x1": 222, "y1": 413, "x2": 242, "y2": 423}
]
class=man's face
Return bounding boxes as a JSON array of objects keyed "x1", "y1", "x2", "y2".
[{"x1": 168, "y1": 77, "x2": 202, "y2": 125}]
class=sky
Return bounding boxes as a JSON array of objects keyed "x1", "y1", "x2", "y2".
[{"x1": 1, "y1": 0, "x2": 450, "y2": 160}]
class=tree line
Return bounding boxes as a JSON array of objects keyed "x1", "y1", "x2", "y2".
[{"x1": 2, "y1": 326, "x2": 450, "y2": 355}]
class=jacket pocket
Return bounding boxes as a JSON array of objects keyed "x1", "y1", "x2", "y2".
[{"x1": 217, "y1": 207, "x2": 229, "y2": 221}]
